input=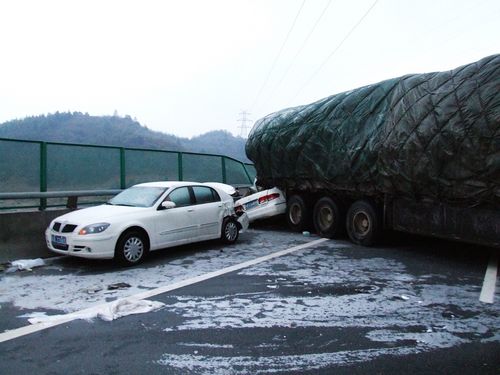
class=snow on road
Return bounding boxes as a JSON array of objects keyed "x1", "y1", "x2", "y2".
[
  {"x1": 154, "y1": 246, "x2": 500, "y2": 373},
  {"x1": 0, "y1": 229, "x2": 308, "y2": 314},
  {"x1": 1, "y1": 229, "x2": 498, "y2": 374}
]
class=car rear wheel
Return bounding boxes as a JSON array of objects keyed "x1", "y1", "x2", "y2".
[
  {"x1": 221, "y1": 217, "x2": 239, "y2": 244},
  {"x1": 313, "y1": 197, "x2": 345, "y2": 238},
  {"x1": 115, "y1": 230, "x2": 149, "y2": 265},
  {"x1": 286, "y1": 194, "x2": 312, "y2": 232},
  {"x1": 346, "y1": 200, "x2": 381, "y2": 246}
]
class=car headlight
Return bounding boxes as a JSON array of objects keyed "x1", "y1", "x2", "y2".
[{"x1": 78, "y1": 223, "x2": 110, "y2": 235}]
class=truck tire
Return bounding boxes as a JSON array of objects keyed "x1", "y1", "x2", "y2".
[
  {"x1": 286, "y1": 194, "x2": 312, "y2": 232},
  {"x1": 346, "y1": 200, "x2": 381, "y2": 246},
  {"x1": 313, "y1": 197, "x2": 345, "y2": 238}
]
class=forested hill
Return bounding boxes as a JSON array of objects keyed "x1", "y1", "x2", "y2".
[{"x1": 0, "y1": 112, "x2": 250, "y2": 162}]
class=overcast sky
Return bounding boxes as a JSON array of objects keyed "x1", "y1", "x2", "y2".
[{"x1": 0, "y1": 0, "x2": 499, "y2": 138}]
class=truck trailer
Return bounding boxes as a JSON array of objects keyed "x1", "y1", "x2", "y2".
[{"x1": 246, "y1": 55, "x2": 500, "y2": 248}]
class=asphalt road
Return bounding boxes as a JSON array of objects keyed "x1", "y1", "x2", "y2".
[{"x1": 1, "y1": 221, "x2": 499, "y2": 374}]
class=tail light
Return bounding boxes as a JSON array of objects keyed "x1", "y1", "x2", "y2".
[{"x1": 258, "y1": 193, "x2": 280, "y2": 204}]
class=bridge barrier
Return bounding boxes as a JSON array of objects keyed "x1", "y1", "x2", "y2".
[
  {"x1": 0, "y1": 209, "x2": 69, "y2": 262},
  {"x1": 0, "y1": 138, "x2": 256, "y2": 210}
]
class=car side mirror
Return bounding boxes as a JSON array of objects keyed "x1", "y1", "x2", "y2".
[{"x1": 161, "y1": 201, "x2": 176, "y2": 210}]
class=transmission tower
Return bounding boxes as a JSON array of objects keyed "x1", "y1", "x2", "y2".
[{"x1": 237, "y1": 111, "x2": 252, "y2": 138}]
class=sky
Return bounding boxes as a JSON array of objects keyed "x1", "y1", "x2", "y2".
[{"x1": 0, "y1": 0, "x2": 499, "y2": 138}]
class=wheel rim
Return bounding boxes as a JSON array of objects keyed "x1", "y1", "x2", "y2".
[
  {"x1": 352, "y1": 211, "x2": 371, "y2": 237},
  {"x1": 318, "y1": 206, "x2": 334, "y2": 231},
  {"x1": 123, "y1": 236, "x2": 144, "y2": 262},
  {"x1": 289, "y1": 203, "x2": 302, "y2": 225},
  {"x1": 225, "y1": 221, "x2": 238, "y2": 241}
]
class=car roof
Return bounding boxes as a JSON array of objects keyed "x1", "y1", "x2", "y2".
[
  {"x1": 131, "y1": 181, "x2": 233, "y2": 201},
  {"x1": 133, "y1": 181, "x2": 226, "y2": 189},
  {"x1": 203, "y1": 182, "x2": 236, "y2": 195}
]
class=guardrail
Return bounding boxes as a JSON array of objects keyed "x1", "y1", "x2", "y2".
[
  {"x1": 0, "y1": 137, "x2": 257, "y2": 210},
  {"x1": 0, "y1": 190, "x2": 122, "y2": 210},
  {"x1": 0, "y1": 184, "x2": 254, "y2": 211}
]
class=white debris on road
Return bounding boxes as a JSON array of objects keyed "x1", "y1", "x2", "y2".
[
  {"x1": 0, "y1": 230, "x2": 309, "y2": 314},
  {"x1": 7, "y1": 258, "x2": 45, "y2": 272},
  {"x1": 26, "y1": 298, "x2": 165, "y2": 324}
]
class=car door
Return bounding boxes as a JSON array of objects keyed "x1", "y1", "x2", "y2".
[
  {"x1": 192, "y1": 186, "x2": 223, "y2": 239},
  {"x1": 155, "y1": 186, "x2": 198, "y2": 246}
]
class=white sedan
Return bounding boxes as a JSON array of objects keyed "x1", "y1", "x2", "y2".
[
  {"x1": 234, "y1": 187, "x2": 286, "y2": 223},
  {"x1": 46, "y1": 181, "x2": 249, "y2": 265}
]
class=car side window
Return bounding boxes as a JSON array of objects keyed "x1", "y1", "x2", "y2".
[
  {"x1": 193, "y1": 186, "x2": 220, "y2": 204},
  {"x1": 166, "y1": 187, "x2": 192, "y2": 207}
]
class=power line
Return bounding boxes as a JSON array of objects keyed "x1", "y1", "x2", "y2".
[
  {"x1": 291, "y1": 0, "x2": 379, "y2": 102},
  {"x1": 251, "y1": 0, "x2": 306, "y2": 110},
  {"x1": 261, "y1": 0, "x2": 334, "y2": 109}
]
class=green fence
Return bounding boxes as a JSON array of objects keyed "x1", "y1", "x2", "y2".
[{"x1": 0, "y1": 138, "x2": 256, "y2": 210}]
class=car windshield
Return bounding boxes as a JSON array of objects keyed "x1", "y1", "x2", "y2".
[{"x1": 108, "y1": 186, "x2": 167, "y2": 208}]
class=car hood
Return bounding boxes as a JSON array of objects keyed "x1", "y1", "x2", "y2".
[{"x1": 53, "y1": 204, "x2": 147, "y2": 224}]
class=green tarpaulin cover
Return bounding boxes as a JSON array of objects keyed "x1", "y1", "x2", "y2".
[{"x1": 246, "y1": 55, "x2": 500, "y2": 206}]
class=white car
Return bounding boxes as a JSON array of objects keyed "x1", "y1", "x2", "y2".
[
  {"x1": 234, "y1": 187, "x2": 286, "y2": 223},
  {"x1": 45, "y1": 181, "x2": 249, "y2": 265},
  {"x1": 204, "y1": 182, "x2": 240, "y2": 201}
]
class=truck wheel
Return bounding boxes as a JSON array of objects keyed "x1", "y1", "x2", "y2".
[
  {"x1": 346, "y1": 200, "x2": 381, "y2": 246},
  {"x1": 115, "y1": 230, "x2": 149, "y2": 266},
  {"x1": 313, "y1": 197, "x2": 345, "y2": 238},
  {"x1": 286, "y1": 194, "x2": 311, "y2": 232}
]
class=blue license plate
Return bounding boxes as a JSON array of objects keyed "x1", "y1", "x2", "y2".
[
  {"x1": 245, "y1": 200, "x2": 259, "y2": 210},
  {"x1": 52, "y1": 235, "x2": 67, "y2": 245}
]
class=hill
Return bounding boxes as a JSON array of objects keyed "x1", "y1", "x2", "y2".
[{"x1": 0, "y1": 112, "x2": 250, "y2": 162}]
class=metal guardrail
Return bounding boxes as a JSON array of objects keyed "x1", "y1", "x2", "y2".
[
  {"x1": 0, "y1": 184, "x2": 255, "y2": 211},
  {"x1": 0, "y1": 190, "x2": 122, "y2": 199},
  {"x1": 0, "y1": 190, "x2": 123, "y2": 210},
  {"x1": 0, "y1": 137, "x2": 257, "y2": 211}
]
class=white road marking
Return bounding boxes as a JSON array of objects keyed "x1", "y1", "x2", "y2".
[
  {"x1": 0, "y1": 238, "x2": 329, "y2": 344},
  {"x1": 479, "y1": 253, "x2": 498, "y2": 304}
]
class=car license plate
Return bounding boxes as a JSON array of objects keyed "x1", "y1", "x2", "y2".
[
  {"x1": 245, "y1": 200, "x2": 259, "y2": 210},
  {"x1": 52, "y1": 235, "x2": 67, "y2": 245}
]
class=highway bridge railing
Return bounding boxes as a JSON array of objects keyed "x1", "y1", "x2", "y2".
[
  {"x1": 0, "y1": 190, "x2": 122, "y2": 210},
  {"x1": 0, "y1": 184, "x2": 254, "y2": 212},
  {"x1": 0, "y1": 138, "x2": 256, "y2": 211}
]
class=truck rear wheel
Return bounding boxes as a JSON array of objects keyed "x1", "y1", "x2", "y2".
[
  {"x1": 286, "y1": 194, "x2": 311, "y2": 232},
  {"x1": 313, "y1": 197, "x2": 345, "y2": 238},
  {"x1": 346, "y1": 200, "x2": 381, "y2": 246}
]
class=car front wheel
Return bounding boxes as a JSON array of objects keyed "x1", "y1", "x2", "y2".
[
  {"x1": 115, "y1": 230, "x2": 149, "y2": 265},
  {"x1": 221, "y1": 217, "x2": 239, "y2": 244}
]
